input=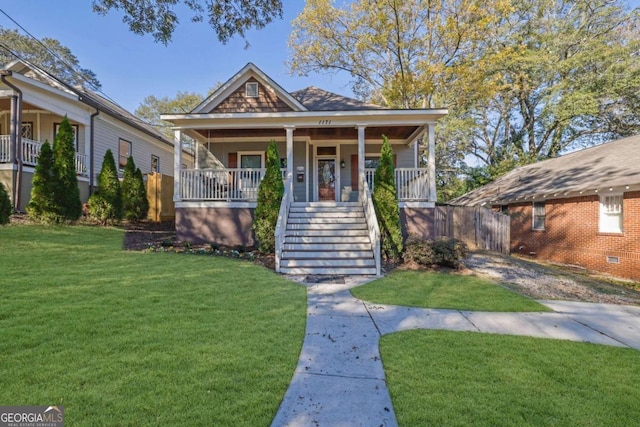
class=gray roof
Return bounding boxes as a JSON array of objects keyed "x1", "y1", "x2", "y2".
[
  {"x1": 290, "y1": 86, "x2": 386, "y2": 111},
  {"x1": 451, "y1": 134, "x2": 640, "y2": 206}
]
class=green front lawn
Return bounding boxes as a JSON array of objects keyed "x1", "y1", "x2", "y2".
[
  {"x1": 352, "y1": 270, "x2": 549, "y2": 312},
  {"x1": 0, "y1": 225, "x2": 306, "y2": 426},
  {"x1": 381, "y1": 330, "x2": 640, "y2": 426}
]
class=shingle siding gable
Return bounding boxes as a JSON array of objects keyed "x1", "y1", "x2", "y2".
[{"x1": 209, "y1": 77, "x2": 294, "y2": 113}]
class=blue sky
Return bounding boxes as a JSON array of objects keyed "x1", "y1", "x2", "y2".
[
  {"x1": 0, "y1": 1, "x2": 353, "y2": 113},
  {"x1": 2, "y1": 1, "x2": 639, "y2": 115}
]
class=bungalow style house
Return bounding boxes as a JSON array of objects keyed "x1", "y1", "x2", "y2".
[
  {"x1": 162, "y1": 63, "x2": 447, "y2": 275},
  {"x1": 452, "y1": 135, "x2": 640, "y2": 282},
  {"x1": 0, "y1": 59, "x2": 183, "y2": 213}
]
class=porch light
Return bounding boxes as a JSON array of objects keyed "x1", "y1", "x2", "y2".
[{"x1": 340, "y1": 159, "x2": 346, "y2": 168}]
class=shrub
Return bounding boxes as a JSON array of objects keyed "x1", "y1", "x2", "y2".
[
  {"x1": 27, "y1": 141, "x2": 58, "y2": 222},
  {"x1": 88, "y1": 149, "x2": 123, "y2": 224},
  {"x1": 404, "y1": 235, "x2": 468, "y2": 269},
  {"x1": 253, "y1": 140, "x2": 284, "y2": 253},
  {"x1": 373, "y1": 135, "x2": 403, "y2": 261},
  {"x1": 0, "y1": 181, "x2": 12, "y2": 225},
  {"x1": 52, "y1": 117, "x2": 82, "y2": 221},
  {"x1": 121, "y1": 156, "x2": 149, "y2": 221}
]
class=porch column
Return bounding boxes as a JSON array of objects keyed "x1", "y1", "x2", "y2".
[
  {"x1": 427, "y1": 122, "x2": 436, "y2": 202},
  {"x1": 413, "y1": 140, "x2": 419, "y2": 168},
  {"x1": 285, "y1": 125, "x2": 295, "y2": 193},
  {"x1": 357, "y1": 125, "x2": 366, "y2": 191},
  {"x1": 173, "y1": 129, "x2": 182, "y2": 202}
]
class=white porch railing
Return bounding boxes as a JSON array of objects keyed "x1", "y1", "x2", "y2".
[
  {"x1": 360, "y1": 180, "x2": 381, "y2": 276},
  {"x1": 275, "y1": 172, "x2": 293, "y2": 272},
  {"x1": 181, "y1": 168, "x2": 266, "y2": 201},
  {"x1": 365, "y1": 167, "x2": 430, "y2": 201},
  {"x1": 0, "y1": 135, "x2": 10, "y2": 162},
  {"x1": 0, "y1": 135, "x2": 88, "y2": 176}
]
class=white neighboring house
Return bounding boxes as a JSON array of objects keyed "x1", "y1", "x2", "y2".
[{"x1": 0, "y1": 59, "x2": 191, "y2": 212}]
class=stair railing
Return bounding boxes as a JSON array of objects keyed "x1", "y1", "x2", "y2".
[
  {"x1": 360, "y1": 181, "x2": 381, "y2": 276},
  {"x1": 275, "y1": 172, "x2": 293, "y2": 273}
]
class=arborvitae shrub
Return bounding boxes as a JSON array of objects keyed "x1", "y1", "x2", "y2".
[
  {"x1": 27, "y1": 141, "x2": 58, "y2": 222},
  {"x1": 121, "y1": 156, "x2": 149, "y2": 221},
  {"x1": 372, "y1": 135, "x2": 403, "y2": 261},
  {"x1": 89, "y1": 149, "x2": 123, "y2": 224},
  {"x1": 0, "y1": 181, "x2": 12, "y2": 225},
  {"x1": 52, "y1": 117, "x2": 82, "y2": 220},
  {"x1": 253, "y1": 140, "x2": 284, "y2": 253}
]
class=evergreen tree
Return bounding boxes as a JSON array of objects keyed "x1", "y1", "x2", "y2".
[
  {"x1": 88, "y1": 149, "x2": 123, "y2": 224},
  {"x1": 26, "y1": 141, "x2": 57, "y2": 222},
  {"x1": 253, "y1": 140, "x2": 284, "y2": 253},
  {"x1": 52, "y1": 117, "x2": 82, "y2": 220},
  {"x1": 122, "y1": 156, "x2": 149, "y2": 221},
  {"x1": 373, "y1": 136, "x2": 403, "y2": 261},
  {"x1": 0, "y1": 181, "x2": 12, "y2": 225}
]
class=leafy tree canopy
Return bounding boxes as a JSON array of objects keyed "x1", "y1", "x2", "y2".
[
  {"x1": 0, "y1": 26, "x2": 101, "y2": 89},
  {"x1": 92, "y1": 0, "x2": 283, "y2": 45},
  {"x1": 135, "y1": 91, "x2": 204, "y2": 140}
]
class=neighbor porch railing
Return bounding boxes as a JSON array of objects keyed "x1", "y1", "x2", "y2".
[
  {"x1": 365, "y1": 167, "x2": 431, "y2": 201},
  {"x1": 360, "y1": 179, "x2": 381, "y2": 276},
  {"x1": 0, "y1": 135, "x2": 88, "y2": 176}
]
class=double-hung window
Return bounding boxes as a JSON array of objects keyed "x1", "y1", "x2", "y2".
[
  {"x1": 532, "y1": 201, "x2": 545, "y2": 230},
  {"x1": 119, "y1": 139, "x2": 132, "y2": 169},
  {"x1": 600, "y1": 194, "x2": 623, "y2": 233}
]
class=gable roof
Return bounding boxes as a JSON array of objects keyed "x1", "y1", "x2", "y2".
[
  {"x1": 2, "y1": 59, "x2": 174, "y2": 148},
  {"x1": 290, "y1": 86, "x2": 385, "y2": 111},
  {"x1": 192, "y1": 62, "x2": 307, "y2": 113},
  {"x1": 452, "y1": 134, "x2": 640, "y2": 206}
]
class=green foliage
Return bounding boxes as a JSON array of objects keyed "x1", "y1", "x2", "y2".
[
  {"x1": 27, "y1": 141, "x2": 57, "y2": 222},
  {"x1": 372, "y1": 136, "x2": 403, "y2": 261},
  {"x1": 404, "y1": 236, "x2": 468, "y2": 269},
  {"x1": 253, "y1": 140, "x2": 284, "y2": 253},
  {"x1": 121, "y1": 156, "x2": 149, "y2": 221},
  {"x1": 89, "y1": 149, "x2": 123, "y2": 224},
  {"x1": 0, "y1": 26, "x2": 100, "y2": 89},
  {"x1": 92, "y1": 0, "x2": 283, "y2": 45},
  {"x1": 135, "y1": 91, "x2": 204, "y2": 141},
  {"x1": 0, "y1": 182, "x2": 11, "y2": 225},
  {"x1": 52, "y1": 117, "x2": 82, "y2": 221}
]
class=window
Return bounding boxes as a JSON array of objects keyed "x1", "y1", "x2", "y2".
[
  {"x1": 364, "y1": 156, "x2": 380, "y2": 169},
  {"x1": 151, "y1": 155, "x2": 160, "y2": 173},
  {"x1": 239, "y1": 152, "x2": 264, "y2": 169},
  {"x1": 600, "y1": 194, "x2": 623, "y2": 233},
  {"x1": 532, "y1": 202, "x2": 545, "y2": 230},
  {"x1": 245, "y1": 82, "x2": 259, "y2": 98},
  {"x1": 119, "y1": 139, "x2": 132, "y2": 169},
  {"x1": 54, "y1": 123, "x2": 79, "y2": 151},
  {"x1": 21, "y1": 122, "x2": 33, "y2": 140}
]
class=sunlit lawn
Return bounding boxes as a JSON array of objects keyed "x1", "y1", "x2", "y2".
[
  {"x1": 0, "y1": 224, "x2": 306, "y2": 426},
  {"x1": 382, "y1": 330, "x2": 640, "y2": 426},
  {"x1": 352, "y1": 269, "x2": 549, "y2": 312}
]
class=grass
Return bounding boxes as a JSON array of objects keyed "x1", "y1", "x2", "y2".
[
  {"x1": 0, "y1": 224, "x2": 306, "y2": 426},
  {"x1": 381, "y1": 330, "x2": 640, "y2": 426},
  {"x1": 351, "y1": 270, "x2": 549, "y2": 312}
]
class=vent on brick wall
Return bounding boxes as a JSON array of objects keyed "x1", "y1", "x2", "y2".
[{"x1": 606, "y1": 256, "x2": 620, "y2": 264}]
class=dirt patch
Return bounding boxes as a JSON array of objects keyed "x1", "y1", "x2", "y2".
[{"x1": 464, "y1": 251, "x2": 640, "y2": 305}]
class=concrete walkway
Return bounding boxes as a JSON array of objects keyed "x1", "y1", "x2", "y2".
[{"x1": 271, "y1": 278, "x2": 640, "y2": 427}]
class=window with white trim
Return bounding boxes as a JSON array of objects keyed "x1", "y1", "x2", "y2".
[
  {"x1": 599, "y1": 194, "x2": 623, "y2": 233},
  {"x1": 532, "y1": 201, "x2": 545, "y2": 230},
  {"x1": 245, "y1": 82, "x2": 259, "y2": 98},
  {"x1": 151, "y1": 155, "x2": 160, "y2": 173},
  {"x1": 119, "y1": 139, "x2": 132, "y2": 169}
]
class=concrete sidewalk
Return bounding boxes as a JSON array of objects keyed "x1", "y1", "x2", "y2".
[{"x1": 271, "y1": 278, "x2": 640, "y2": 427}]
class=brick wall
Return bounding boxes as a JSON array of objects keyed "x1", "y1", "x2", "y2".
[{"x1": 507, "y1": 192, "x2": 640, "y2": 282}]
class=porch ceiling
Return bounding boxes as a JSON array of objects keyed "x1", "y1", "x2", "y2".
[
  {"x1": 0, "y1": 99, "x2": 39, "y2": 111},
  {"x1": 193, "y1": 125, "x2": 420, "y2": 141}
]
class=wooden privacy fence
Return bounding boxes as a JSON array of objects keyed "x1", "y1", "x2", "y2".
[
  {"x1": 435, "y1": 205, "x2": 510, "y2": 254},
  {"x1": 146, "y1": 173, "x2": 175, "y2": 222}
]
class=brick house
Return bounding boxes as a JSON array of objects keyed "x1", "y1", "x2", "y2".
[{"x1": 452, "y1": 135, "x2": 640, "y2": 282}]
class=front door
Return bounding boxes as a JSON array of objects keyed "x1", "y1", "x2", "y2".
[{"x1": 317, "y1": 158, "x2": 336, "y2": 201}]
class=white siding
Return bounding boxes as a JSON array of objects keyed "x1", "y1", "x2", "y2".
[{"x1": 93, "y1": 115, "x2": 174, "y2": 184}]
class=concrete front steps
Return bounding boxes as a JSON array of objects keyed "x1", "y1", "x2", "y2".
[{"x1": 280, "y1": 202, "x2": 378, "y2": 275}]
